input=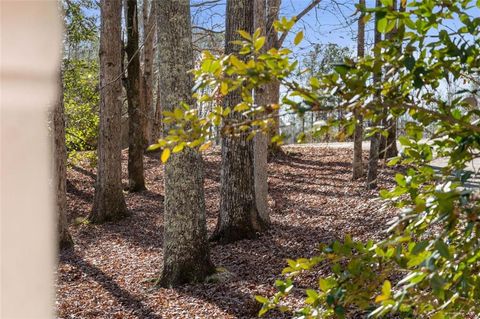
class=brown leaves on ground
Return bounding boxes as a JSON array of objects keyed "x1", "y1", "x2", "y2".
[{"x1": 58, "y1": 145, "x2": 398, "y2": 319}]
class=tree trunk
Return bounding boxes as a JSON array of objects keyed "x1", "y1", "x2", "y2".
[
  {"x1": 380, "y1": 119, "x2": 398, "y2": 159},
  {"x1": 142, "y1": 0, "x2": 156, "y2": 145},
  {"x1": 366, "y1": 0, "x2": 382, "y2": 190},
  {"x1": 156, "y1": 0, "x2": 214, "y2": 287},
  {"x1": 266, "y1": 0, "x2": 281, "y2": 152},
  {"x1": 152, "y1": 77, "x2": 162, "y2": 142},
  {"x1": 379, "y1": 0, "x2": 398, "y2": 159},
  {"x1": 90, "y1": 0, "x2": 128, "y2": 223},
  {"x1": 253, "y1": 0, "x2": 270, "y2": 226},
  {"x1": 54, "y1": 74, "x2": 73, "y2": 250},
  {"x1": 352, "y1": 0, "x2": 365, "y2": 180},
  {"x1": 211, "y1": 0, "x2": 266, "y2": 244},
  {"x1": 125, "y1": 0, "x2": 146, "y2": 192}
]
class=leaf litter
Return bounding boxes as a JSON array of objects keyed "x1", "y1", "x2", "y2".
[{"x1": 58, "y1": 145, "x2": 398, "y2": 319}]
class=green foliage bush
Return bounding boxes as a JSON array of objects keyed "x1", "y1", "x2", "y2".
[
  {"x1": 63, "y1": 58, "x2": 99, "y2": 154},
  {"x1": 62, "y1": 0, "x2": 99, "y2": 158},
  {"x1": 152, "y1": 0, "x2": 480, "y2": 317}
]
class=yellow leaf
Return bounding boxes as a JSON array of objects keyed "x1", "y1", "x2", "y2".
[
  {"x1": 146, "y1": 143, "x2": 161, "y2": 152},
  {"x1": 432, "y1": 312, "x2": 445, "y2": 319},
  {"x1": 255, "y1": 36, "x2": 266, "y2": 51},
  {"x1": 174, "y1": 108, "x2": 183, "y2": 119},
  {"x1": 188, "y1": 139, "x2": 202, "y2": 148},
  {"x1": 237, "y1": 30, "x2": 251, "y2": 40},
  {"x1": 172, "y1": 144, "x2": 184, "y2": 153},
  {"x1": 375, "y1": 294, "x2": 389, "y2": 302},
  {"x1": 382, "y1": 280, "x2": 392, "y2": 298},
  {"x1": 294, "y1": 31, "x2": 304, "y2": 45},
  {"x1": 199, "y1": 141, "x2": 212, "y2": 152},
  {"x1": 401, "y1": 0, "x2": 407, "y2": 8},
  {"x1": 230, "y1": 55, "x2": 246, "y2": 70},
  {"x1": 161, "y1": 148, "x2": 171, "y2": 163},
  {"x1": 223, "y1": 107, "x2": 231, "y2": 116},
  {"x1": 221, "y1": 82, "x2": 228, "y2": 95}
]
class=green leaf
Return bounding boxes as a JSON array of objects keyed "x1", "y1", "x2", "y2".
[
  {"x1": 435, "y1": 240, "x2": 451, "y2": 259},
  {"x1": 258, "y1": 306, "x2": 269, "y2": 317},
  {"x1": 404, "y1": 55, "x2": 416, "y2": 71},
  {"x1": 387, "y1": 157, "x2": 400, "y2": 166},
  {"x1": 377, "y1": 17, "x2": 389, "y2": 33},
  {"x1": 310, "y1": 77, "x2": 320, "y2": 89},
  {"x1": 334, "y1": 305, "x2": 345, "y2": 318},
  {"x1": 255, "y1": 295, "x2": 269, "y2": 304},
  {"x1": 411, "y1": 240, "x2": 429, "y2": 255},
  {"x1": 319, "y1": 277, "x2": 336, "y2": 292},
  {"x1": 432, "y1": 312, "x2": 445, "y2": 319}
]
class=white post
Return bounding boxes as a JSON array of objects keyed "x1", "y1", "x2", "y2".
[{"x1": 1, "y1": 1, "x2": 61, "y2": 317}]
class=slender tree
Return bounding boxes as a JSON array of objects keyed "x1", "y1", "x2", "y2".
[
  {"x1": 266, "y1": 0, "x2": 321, "y2": 151},
  {"x1": 266, "y1": 0, "x2": 281, "y2": 148},
  {"x1": 156, "y1": 0, "x2": 214, "y2": 287},
  {"x1": 352, "y1": 0, "x2": 365, "y2": 180},
  {"x1": 152, "y1": 78, "x2": 162, "y2": 142},
  {"x1": 55, "y1": 74, "x2": 73, "y2": 250},
  {"x1": 379, "y1": 0, "x2": 399, "y2": 159},
  {"x1": 90, "y1": 0, "x2": 128, "y2": 223},
  {"x1": 253, "y1": 0, "x2": 270, "y2": 226},
  {"x1": 125, "y1": 0, "x2": 146, "y2": 192},
  {"x1": 141, "y1": 0, "x2": 157, "y2": 144},
  {"x1": 366, "y1": 0, "x2": 382, "y2": 190},
  {"x1": 211, "y1": 0, "x2": 267, "y2": 243}
]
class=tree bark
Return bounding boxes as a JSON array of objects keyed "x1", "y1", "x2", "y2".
[
  {"x1": 253, "y1": 0, "x2": 270, "y2": 226},
  {"x1": 366, "y1": 0, "x2": 382, "y2": 190},
  {"x1": 266, "y1": 0, "x2": 281, "y2": 152},
  {"x1": 211, "y1": 0, "x2": 266, "y2": 244},
  {"x1": 352, "y1": 0, "x2": 365, "y2": 180},
  {"x1": 142, "y1": 0, "x2": 156, "y2": 145},
  {"x1": 379, "y1": 0, "x2": 398, "y2": 159},
  {"x1": 125, "y1": 0, "x2": 146, "y2": 192},
  {"x1": 156, "y1": 0, "x2": 214, "y2": 287},
  {"x1": 90, "y1": 0, "x2": 128, "y2": 223},
  {"x1": 55, "y1": 74, "x2": 73, "y2": 250},
  {"x1": 152, "y1": 77, "x2": 162, "y2": 142}
]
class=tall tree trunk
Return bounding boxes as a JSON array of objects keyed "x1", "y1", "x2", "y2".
[
  {"x1": 352, "y1": 0, "x2": 365, "y2": 180},
  {"x1": 253, "y1": 0, "x2": 270, "y2": 226},
  {"x1": 266, "y1": 0, "x2": 281, "y2": 152},
  {"x1": 152, "y1": 77, "x2": 162, "y2": 142},
  {"x1": 156, "y1": 0, "x2": 214, "y2": 287},
  {"x1": 142, "y1": 0, "x2": 156, "y2": 145},
  {"x1": 366, "y1": 0, "x2": 382, "y2": 190},
  {"x1": 211, "y1": 0, "x2": 266, "y2": 244},
  {"x1": 90, "y1": 0, "x2": 128, "y2": 223},
  {"x1": 55, "y1": 74, "x2": 73, "y2": 250},
  {"x1": 379, "y1": 0, "x2": 399, "y2": 159},
  {"x1": 125, "y1": 0, "x2": 146, "y2": 192}
]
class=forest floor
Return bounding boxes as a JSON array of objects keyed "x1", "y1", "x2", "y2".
[{"x1": 58, "y1": 145, "x2": 399, "y2": 319}]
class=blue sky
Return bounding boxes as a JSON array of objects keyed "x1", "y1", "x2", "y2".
[{"x1": 191, "y1": 0, "x2": 367, "y2": 51}]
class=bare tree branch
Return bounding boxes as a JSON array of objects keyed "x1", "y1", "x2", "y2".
[{"x1": 278, "y1": 0, "x2": 322, "y2": 47}]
